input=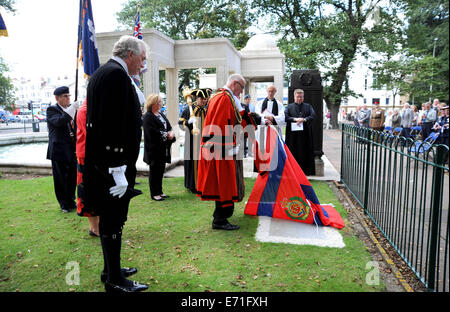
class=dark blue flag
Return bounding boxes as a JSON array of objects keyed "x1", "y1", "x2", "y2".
[
  {"x1": 0, "y1": 13, "x2": 8, "y2": 37},
  {"x1": 78, "y1": 0, "x2": 100, "y2": 77}
]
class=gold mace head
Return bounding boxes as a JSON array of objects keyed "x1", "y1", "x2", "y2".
[{"x1": 182, "y1": 87, "x2": 194, "y2": 104}]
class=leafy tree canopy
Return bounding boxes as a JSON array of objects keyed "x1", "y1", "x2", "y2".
[
  {"x1": 117, "y1": 0, "x2": 254, "y2": 50},
  {"x1": 253, "y1": 0, "x2": 404, "y2": 127},
  {"x1": 0, "y1": 56, "x2": 16, "y2": 112},
  {"x1": 0, "y1": 0, "x2": 16, "y2": 12}
]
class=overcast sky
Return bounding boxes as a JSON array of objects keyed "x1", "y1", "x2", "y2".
[{"x1": 0, "y1": 0, "x2": 128, "y2": 80}]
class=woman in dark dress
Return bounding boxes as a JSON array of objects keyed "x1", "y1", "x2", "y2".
[{"x1": 143, "y1": 94, "x2": 176, "y2": 201}]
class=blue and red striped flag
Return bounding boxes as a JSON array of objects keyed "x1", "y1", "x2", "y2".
[
  {"x1": 133, "y1": 10, "x2": 143, "y2": 39},
  {"x1": 245, "y1": 126, "x2": 344, "y2": 229},
  {"x1": 78, "y1": 0, "x2": 100, "y2": 77},
  {"x1": 0, "y1": 13, "x2": 8, "y2": 37},
  {"x1": 131, "y1": 5, "x2": 147, "y2": 87}
]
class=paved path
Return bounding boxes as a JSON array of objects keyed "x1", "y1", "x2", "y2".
[{"x1": 322, "y1": 129, "x2": 342, "y2": 174}]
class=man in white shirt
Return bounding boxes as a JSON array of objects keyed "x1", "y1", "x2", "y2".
[
  {"x1": 253, "y1": 85, "x2": 285, "y2": 166},
  {"x1": 255, "y1": 85, "x2": 285, "y2": 135}
]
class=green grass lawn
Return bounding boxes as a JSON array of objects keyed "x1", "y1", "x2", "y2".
[{"x1": 0, "y1": 176, "x2": 385, "y2": 292}]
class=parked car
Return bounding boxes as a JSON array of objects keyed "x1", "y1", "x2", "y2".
[
  {"x1": 16, "y1": 115, "x2": 33, "y2": 123},
  {"x1": 34, "y1": 114, "x2": 46, "y2": 122},
  {"x1": 6, "y1": 115, "x2": 19, "y2": 123}
]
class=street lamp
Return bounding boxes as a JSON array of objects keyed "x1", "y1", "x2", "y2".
[{"x1": 429, "y1": 37, "x2": 438, "y2": 102}]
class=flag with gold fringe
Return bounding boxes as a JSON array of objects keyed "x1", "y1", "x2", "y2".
[
  {"x1": 0, "y1": 13, "x2": 8, "y2": 37},
  {"x1": 77, "y1": 0, "x2": 99, "y2": 77}
]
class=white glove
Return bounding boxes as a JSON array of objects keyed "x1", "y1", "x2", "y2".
[
  {"x1": 109, "y1": 165, "x2": 128, "y2": 198},
  {"x1": 64, "y1": 101, "x2": 81, "y2": 119},
  {"x1": 188, "y1": 116, "x2": 197, "y2": 124}
]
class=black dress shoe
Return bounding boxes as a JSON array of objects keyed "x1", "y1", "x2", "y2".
[
  {"x1": 89, "y1": 230, "x2": 100, "y2": 237},
  {"x1": 104, "y1": 280, "x2": 148, "y2": 292},
  {"x1": 101, "y1": 267, "x2": 138, "y2": 283},
  {"x1": 151, "y1": 196, "x2": 165, "y2": 201},
  {"x1": 212, "y1": 221, "x2": 240, "y2": 231},
  {"x1": 61, "y1": 207, "x2": 71, "y2": 213}
]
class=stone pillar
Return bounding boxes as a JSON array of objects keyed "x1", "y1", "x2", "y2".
[
  {"x1": 165, "y1": 68, "x2": 180, "y2": 159},
  {"x1": 216, "y1": 66, "x2": 228, "y2": 90},
  {"x1": 274, "y1": 73, "x2": 284, "y2": 104},
  {"x1": 143, "y1": 59, "x2": 160, "y2": 96}
]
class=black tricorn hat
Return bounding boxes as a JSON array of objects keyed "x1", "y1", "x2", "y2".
[
  {"x1": 53, "y1": 86, "x2": 70, "y2": 96},
  {"x1": 193, "y1": 88, "x2": 212, "y2": 99}
]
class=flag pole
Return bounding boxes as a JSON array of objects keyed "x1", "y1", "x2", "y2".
[{"x1": 75, "y1": 0, "x2": 83, "y2": 102}]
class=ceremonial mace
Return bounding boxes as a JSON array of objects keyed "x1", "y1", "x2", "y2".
[{"x1": 182, "y1": 87, "x2": 200, "y2": 136}]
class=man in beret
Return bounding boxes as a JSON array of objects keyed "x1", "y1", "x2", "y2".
[{"x1": 46, "y1": 86, "x2": 78, "y2": 213}]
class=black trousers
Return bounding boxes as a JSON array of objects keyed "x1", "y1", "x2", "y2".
[
  {"x1": 400, "y1": 127, "x2": 412, "y2": 139},
  {"x1": 422, "y1": 122, "x2": 433, "y2": 140},
  {"x1": 149, "y1": 160, "x2": 165, "y2": 197},
  {"x1": 213, "y1": 201, "x2": 234, "y2": 224},
  {"x1": 51, "y1": 159, "x2": 77, "y2": 210}
]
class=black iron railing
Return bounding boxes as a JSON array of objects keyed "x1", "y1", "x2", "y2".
[{"x1": 341, "y1": 124, "x2": 449, "y2": 292}]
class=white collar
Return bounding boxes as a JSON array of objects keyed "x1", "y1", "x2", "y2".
[
  {"x1": 224, "y1": 86, "x2": 243, "y2": 111},
  {"x1": 111, "y1": 56, "x2": 146, "y2": 105},
  {"x1": 111, "y1": 56, "x2": 129, "y2": 74},
  {"x1": 57, "y1": 103, "x2": 66, "y2": 111}
]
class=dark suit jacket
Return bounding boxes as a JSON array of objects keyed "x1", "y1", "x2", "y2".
[
  {"x1": 143, "y1": 111, "x2": 175, "y2": 165},
  {"x1": 83, "y1": 59, "x2": 142, "y2": 212},
  {"x1": 46, "y1": 104, "x2": 76, "y2": 162}
]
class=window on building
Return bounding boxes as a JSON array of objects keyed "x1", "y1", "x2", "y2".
[
  {"x1": 363, "y1": 98, "x2": 367, "y2": 104},
  {"x1": 372, "y1": 98, "x2": 380, "y2": 105},
  {"x1": 364, "y1": 78, "x2": 368, "y2": 90},
  {"x1": 385, "y1": 98, "x2": 389, "y2": 105}
]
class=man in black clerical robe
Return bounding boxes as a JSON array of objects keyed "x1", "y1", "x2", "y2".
[{"x1": 285, "y1": 89, "x2": 316, "y2": 176}]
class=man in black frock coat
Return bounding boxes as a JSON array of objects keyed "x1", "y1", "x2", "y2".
[
  {"x1": 285, "y1": 89, "x2": 316, "y2": 176},
  {"x1": 178, "y1": 89, "x2": 209, "y2": 193},
  {"x1": 83, "y1": 35, "x2": 148, "y2": 292},
  {"x1": 46, "y1": 86, "x2": 77, "y2": 213}
]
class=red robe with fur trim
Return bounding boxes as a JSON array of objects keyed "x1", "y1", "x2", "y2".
[{"x1": 196, "y1": 89, "x2": 256, "y2": 202}]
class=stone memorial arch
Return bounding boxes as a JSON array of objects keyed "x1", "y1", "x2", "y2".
[{"x1": 96, "y1": 29, "x2": 285, "y2": 158}]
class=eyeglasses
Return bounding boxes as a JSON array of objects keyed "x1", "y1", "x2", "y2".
[{"x1": 236, "y1": 81, "x2": 245, "y2": 90}]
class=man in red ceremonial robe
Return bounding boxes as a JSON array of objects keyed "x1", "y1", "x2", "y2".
[{"x1": 197, "y1": 74, "x2": 260, "y2": 230}]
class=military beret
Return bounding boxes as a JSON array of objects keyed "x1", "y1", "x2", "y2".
[{"x1": 53, "y1": 86, "x2": 70, "y2": 96}]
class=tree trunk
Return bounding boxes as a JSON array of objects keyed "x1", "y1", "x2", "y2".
[{"x1": 325, "y1": 98, "x2": 341, "y2": 129}]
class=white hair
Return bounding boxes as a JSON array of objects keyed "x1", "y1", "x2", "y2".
[
  {"x1": 226, "y1": 73, "x2": 245, "y2": 86},
  {"x1": 112, "y1": 35, "x2": 148, "y2": 59}
]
